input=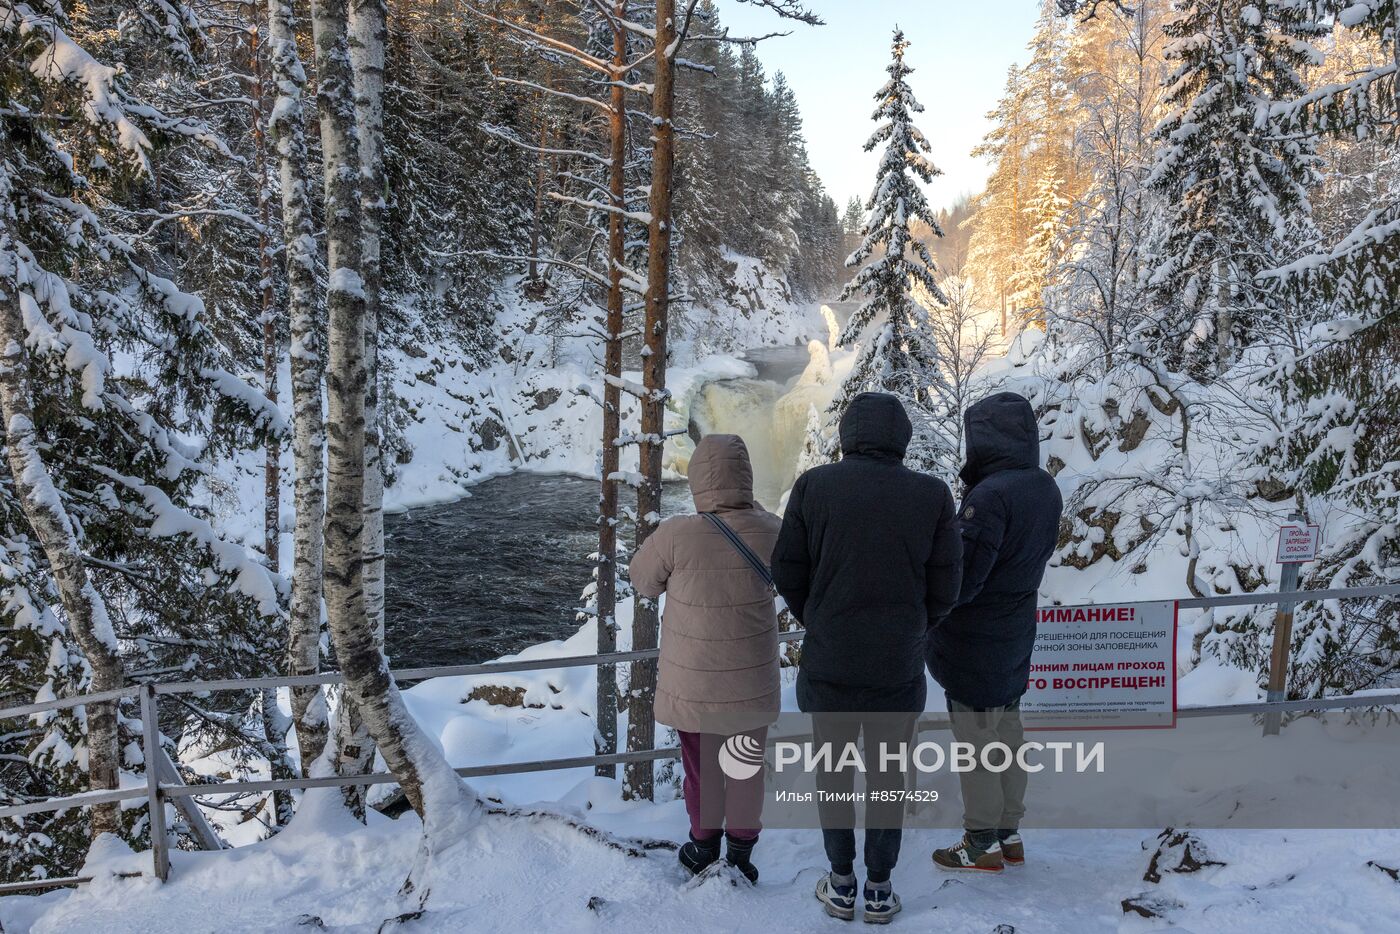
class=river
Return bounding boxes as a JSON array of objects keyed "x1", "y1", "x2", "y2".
[{"x1": 383, "y1": 344, "x2": 820, "y2": 669}]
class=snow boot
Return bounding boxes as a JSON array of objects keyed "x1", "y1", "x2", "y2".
[
  {"x1": 862, "y1": 881, "x2": 902, "y2": 925},
  {"x1": 815, "y1": 872, "x2": 858, "y2": 921},
  {"x1": 724, "y1": 832, "x2": 759, "y2": 884},
  {"x1": 932, "y1": 834, "x2": 1005, "y2": 873},
  {"x1": 678, "y1": 833, "x2": 722, "y2": 876},
  {"x1": 999, "y1": 832, "x2": 1025, "y2": 866}
]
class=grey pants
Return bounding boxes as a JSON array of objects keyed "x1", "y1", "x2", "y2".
[{"x1": 946, "y1": 696, "x2": 1028, "y2": 834}]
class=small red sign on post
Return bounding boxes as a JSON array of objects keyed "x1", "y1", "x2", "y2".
[{"x1": 1276, "y1": 524, "x2": 1321, "y2": 564}]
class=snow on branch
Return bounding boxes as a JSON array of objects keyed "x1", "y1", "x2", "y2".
[
  {"x1": 608, "y1": 470, "x2": 645, "y2": 489},
  {"x1": 1056, "y1": 0, "x2": 1134, "y2": 19},
  {"x1": 483, "y1": 64, "x2": 613, "y2": 114},
  {"x1": 480, "y1": 123, "x2": 612, "y2": 167},
  {"x1": 1267, "y1": 206, "x2": 1400, "y2": 280},
  {"x1": 547, "y1": 191, "x2": 653, "y2": 225},
  {"x1": 460, "y1": 4, "x2": 612, "y2": 74},
  {"x1": 89, "y1": 465, "x2": 283, "y2": 615},
  {"x1": 730, "y1": 0, "x2": 822, "y2": 26},
  {"x1": 581, "y1": 0, "x2": 657, "y2": 40},
  {"x1": 4, "y1": 1, "x2": 154, "y2": 172},
  {"x1": 448, "y1": 249, "x2": 618, "y2": 292}
]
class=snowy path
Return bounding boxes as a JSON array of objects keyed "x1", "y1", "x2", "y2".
[{"x1": 6, "y1": 795, "x2": 1397, "y2": 932}]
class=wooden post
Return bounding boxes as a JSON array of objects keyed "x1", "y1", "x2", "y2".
[
  {"x1": 140, "y1": 683, "x2": 170, "y2": 881},
  {"x1": 155, "y1": 748, "x2": 224, "y2": 851},
  {"x1": 1263, "y1": 512, "x2": 1304, "y2": 736}
]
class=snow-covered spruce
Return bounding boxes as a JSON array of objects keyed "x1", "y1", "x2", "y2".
[{"x1": 825, "y1": 27, "x2": 953, "y2": 476}]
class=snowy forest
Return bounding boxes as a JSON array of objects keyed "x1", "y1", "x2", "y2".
[{"x1": 1, "y1": 0, "x2": 1398, "y2": 928}]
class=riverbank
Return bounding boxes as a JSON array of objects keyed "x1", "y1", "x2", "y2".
[{"x1": 200, "y1": 277, "x2": 828, "y2": 569}]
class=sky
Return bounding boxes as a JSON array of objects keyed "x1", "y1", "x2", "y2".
[{"x1": 715, "y1": 0, "x2": 1043, "y2": 212}]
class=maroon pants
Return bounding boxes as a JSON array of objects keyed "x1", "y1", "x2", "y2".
[{"x1": 678, "y1": 728, "x2": 767, "y2": 841}]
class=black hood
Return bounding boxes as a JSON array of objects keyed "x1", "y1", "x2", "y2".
[
  {"x1": 839, "y1": 392, "x2": 912, "y2": 460},
  {"x1": 960, "y1": 391, "x2": 1039, "y2": 487}
]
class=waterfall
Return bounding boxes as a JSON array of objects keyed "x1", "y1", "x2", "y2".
[{"x1": 687, "y1": 340, "x2": 838, "y2": 511}]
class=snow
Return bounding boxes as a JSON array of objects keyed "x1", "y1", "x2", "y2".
[
  {"x1": 6, "y1": 2, "x2": 153, "y2": 171},
  {"x1": 6, "y1": 704, "x2": 1400, "y2": 932},
  {"x1": 327, "y1": 267, "x2": 366, "y2": 299}
]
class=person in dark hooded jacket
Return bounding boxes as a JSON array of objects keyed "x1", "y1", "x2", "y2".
[
  {"x1": 927, "y1": 391, "x2": 1063, "y2": 875},
  {"x1": 773, "y1": 392, "x2": 962, "y2": 920}
]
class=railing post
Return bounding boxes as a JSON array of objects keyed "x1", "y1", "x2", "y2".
[
  {"x1": 140, "y1": 682, "x2": 170, "y2": 881},
  {"x1": 1264, "y1": 513, "x2": 1305, "y2": 736}
]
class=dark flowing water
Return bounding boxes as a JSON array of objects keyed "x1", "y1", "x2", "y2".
[
  {"x1": 382, "y1": 344, "x2": 813, "y2": 669},
  {"x1": 383, "y1": 476, "x2": 691, "y2": 669}
]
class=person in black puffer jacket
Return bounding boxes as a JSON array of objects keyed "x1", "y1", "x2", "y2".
[
  {"x1": 773, "y1": 392, "x2": 962, "y2": 907},
  {"x1": 927, "y1": 391, "x2": 1063, "y2": 876}
]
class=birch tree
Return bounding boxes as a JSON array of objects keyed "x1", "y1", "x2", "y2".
[
  {"x1": 330, "y1": 0, "x2": 391, "y2": 816},
  {"x1": 269, "y1": 0, "x2": 330, "y2": 771},
  {"x1": 309, "y1": 0, "x2": 473, "y2": 829},
  {"x1": 249, "y1": 6, "x2": 282, "y2": 575}
]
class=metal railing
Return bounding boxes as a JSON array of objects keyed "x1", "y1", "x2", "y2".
[{"x1": 1, "y1": 583, "x2": 1397, "y2": 894}]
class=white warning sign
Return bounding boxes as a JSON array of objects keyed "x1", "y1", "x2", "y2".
[{"x1": 1023, "y1": 600, "x2": 1177, "y2": 729}]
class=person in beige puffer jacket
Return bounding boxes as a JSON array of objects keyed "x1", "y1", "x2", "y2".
[{"x1": 631, "y1": 433, "x2": 782, "y2": 883}]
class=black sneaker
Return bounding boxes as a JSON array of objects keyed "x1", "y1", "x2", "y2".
[
  {"x1": 724, "y1": 832, "x2": 759, "y2": 884},
  {"x1": 815, "y1": 872, "x2": 858, "y2": 921},
  {"x1": 863, "y1": 883, "x2": 902, "y2": 925},
  {"x1": 678, "y1": 833, "x2": 722, "y2": 876}
]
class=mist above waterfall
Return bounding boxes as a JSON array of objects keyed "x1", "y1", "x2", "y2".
[{"x1": 688, "y1": 340, "x2": 840, "y2": 511}]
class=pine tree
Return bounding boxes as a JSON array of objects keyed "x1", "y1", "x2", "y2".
[
  {"x1": 830, "y1": 27, "x2": 951, "y2": 474},
  {"x1": 968, "y1": 65, "x2": 1033, "y2": 333}
]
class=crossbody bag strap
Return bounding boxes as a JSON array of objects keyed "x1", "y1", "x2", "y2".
[{"x1": 701, "y1": 512, "x2": 775, "y2": 591}]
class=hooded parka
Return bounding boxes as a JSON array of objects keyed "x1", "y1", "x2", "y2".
[{"x1": 630, "y1": 434, "x2": 783, "y2": 734}]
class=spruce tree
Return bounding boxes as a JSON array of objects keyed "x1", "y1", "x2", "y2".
[
  {"x1": 1144, "y1": 0, "x2": 1323, "y2": 376},
  {"x1": 830, "y1": 28, "x2": 950, "y2": 473},
  {"x1": 0, "y1": 0, "x2": 283, "y2": 879}
]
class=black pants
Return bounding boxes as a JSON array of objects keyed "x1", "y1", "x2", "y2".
[{"x1": 811, "y1": 712, "x2": 919, "y2": 884}]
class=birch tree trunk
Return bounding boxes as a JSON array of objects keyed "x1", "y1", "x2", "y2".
[
  {"x1": 269, "y1": 0, "x2": 330, "y2": 773},
  {"x1": 251, "y1": 9, "x2": 281, "y2": 576},
  {"x1": 624, "y1": 0, "x2": 678, "y2": 802},
  {"x1": 310, "y1": 0, "x2": 471, "y2": 830},
  {"x1": 594, "y1": 0, "x2": 628, "y2": 779},
  {"x1": 247, "y1": 4, "x2": 295, "y2": 823},
  {"x1": 332, "y1": 0, "x2": 389, "y2": 817},
  {"x1": 0, "y1": 235, "x2": 125, "y2": 838}
]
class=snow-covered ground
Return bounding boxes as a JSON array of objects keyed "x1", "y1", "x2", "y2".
[
  {"x1": 6, "y1": 606, "x2": 1399, "y2": 931},
  {"x1": 5, "y1": 790, "x2": 1397, "y2": 931}
]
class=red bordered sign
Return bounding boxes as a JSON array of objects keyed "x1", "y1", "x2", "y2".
[
  {"x1": 1023, "y1": 600, "x2": 1178, "y2": 730},
  {"x1": 1276, "y1": 524, "x2": 1322, "y2": 564}
]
